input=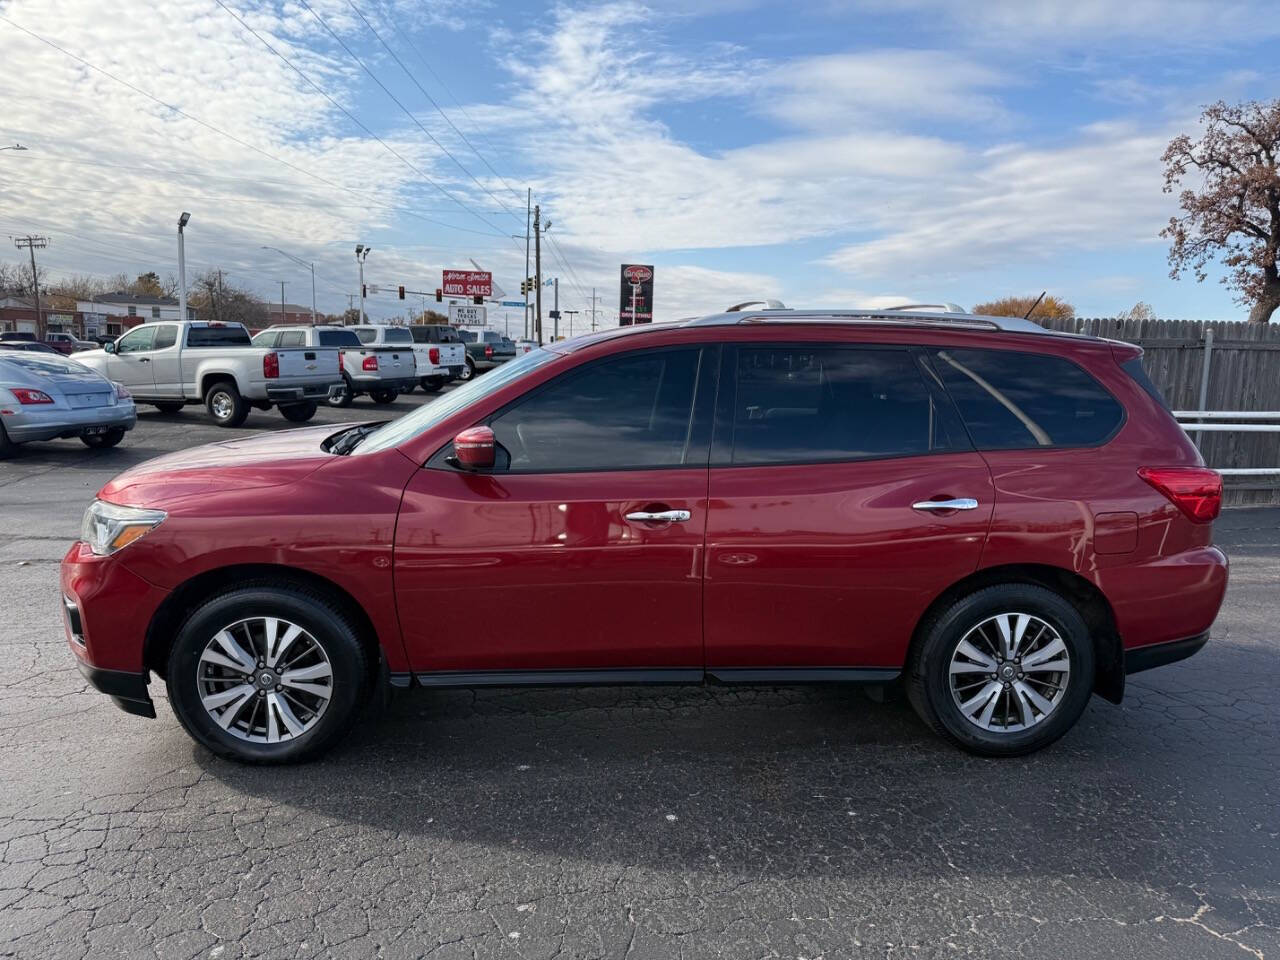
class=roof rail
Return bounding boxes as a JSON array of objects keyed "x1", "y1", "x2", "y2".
[
  {"x1": 683, "y1": 308, "x2": 1050, "y2": 334},
  {"x1": 726, "y1": 299, "x2": 787, "y2": 312},
  {"x1": 890, "y1": 302, "x2": 967, "y2": 314}
]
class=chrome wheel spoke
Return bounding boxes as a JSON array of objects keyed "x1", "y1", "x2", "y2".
[
  {"x1": 949, "y1": 611, "x2": 1071, "y2": 734},
  {"x1": 197, "y1": 616, "x2": 332, "y2": 744}
]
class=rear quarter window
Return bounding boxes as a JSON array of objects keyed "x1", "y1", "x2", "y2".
[
  {"x1": 932, "y1": 347, "x2": 1124, "y2": 449},
  {"x1": 1121, "y1": 356, "x2": 1171, "y2": 411}
]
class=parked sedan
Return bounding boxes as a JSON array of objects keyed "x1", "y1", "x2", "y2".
[{"x1": 0, "y1": 351, "x2": 136, "y2": 457}]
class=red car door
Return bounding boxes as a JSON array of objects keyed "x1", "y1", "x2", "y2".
[
  {"x1": 703, "y1": 343, "x2": 994, "y2": 674},
  {"x1": 394, "y1": 345, "x2": 717, "y2": 678}
]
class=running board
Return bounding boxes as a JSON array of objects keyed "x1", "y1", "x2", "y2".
[{"x1": 406, "y1": 667, "x2": 900, "y2": 688}]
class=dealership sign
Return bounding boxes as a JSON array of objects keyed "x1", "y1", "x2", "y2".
[
  {"x1": 448, "y1": 303, "x2": 487, "y2": 328},
  {"x1": 442, "y1": 269, "x2": 492, "y2": 298},
  {"x1": 619, "y1": 264, "x2": 654, "y2": 325}
]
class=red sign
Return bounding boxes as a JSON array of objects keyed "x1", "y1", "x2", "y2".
[
  {"x1": 442, "y1": 270, "x2": 492, "y2": 298},
  {"x1": 623, "y1": 265, "x2": 653, "y2": 284}
]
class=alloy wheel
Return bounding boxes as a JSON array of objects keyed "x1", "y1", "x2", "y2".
[
  {"x1": 948, "y1": 612, "x2": 1071, "y2": 734},
  {"x1": 196, "y1": 617, "x2": 333, "y2": 743}
]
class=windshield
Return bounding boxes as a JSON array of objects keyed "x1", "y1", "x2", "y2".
[{"x1": 353, "y1": 348, "x2": 558, "y2": 455}]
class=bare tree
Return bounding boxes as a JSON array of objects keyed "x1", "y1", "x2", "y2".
[
  {"x1": 188, "y1": 269, "x2": 267, "y2": 328},
  {"x1": 972, "y1": 294, "x2": 1075, "y2": 321},
  {"x1": 1117, "y1": 301, "x2": 1156, "y2": 321},
  {"x1": 1162, "y1": 99, "x2": 1280, "y2": 323}
]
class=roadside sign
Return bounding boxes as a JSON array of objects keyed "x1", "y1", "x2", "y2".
[
  {"x1": 500, "y1": 300, "x2": 527, "y2": 308},
  {"x1": 366, "y1": 284, "x2": 381, "y2": 295},
  {"x1": 619, "y1": 264, "x2": 654, "y2": 324},
  {"x1": 443, "y1": 270, "x2": 492, "y2": 297},
  {"x1": 449, "y1": 303, "x2": 487, "y2": 328}
]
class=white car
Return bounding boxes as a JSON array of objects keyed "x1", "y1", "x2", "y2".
[
  {"x1": 253, "y1": 325, "x2": 416, "y2": 407},
  {"x1": 75, "y1": 321, "x2": 341, "y2": 427}
]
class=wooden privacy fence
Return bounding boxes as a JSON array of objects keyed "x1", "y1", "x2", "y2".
[{"x1": 1037, "y1": 317, "x2": 1280, "y2": 504}]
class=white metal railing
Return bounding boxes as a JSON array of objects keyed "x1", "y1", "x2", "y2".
[{"x1": 1173, "y1": 410, "x2": 1280, "y2": 475}]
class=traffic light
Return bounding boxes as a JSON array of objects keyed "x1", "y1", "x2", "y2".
[
  {"x1": 362, "y1": 284, "x2": 366, "y2": 297},
  {"x1": 435, "y1": 288, "x2": 442, "y2": 302},
  {"x1": 398, "y1": 285, "x2": 405, "y2": 300}
]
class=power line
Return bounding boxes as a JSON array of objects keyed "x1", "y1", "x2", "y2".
[
  {"x1": 213, "y1": 0, "x2": 511, "y2": 239},
  {"x1": 344, "y1": 0, "x2": 526, "y2": 210},
  {"x1": 0, "y1": 14, "x2": 503, "y2": 240}
]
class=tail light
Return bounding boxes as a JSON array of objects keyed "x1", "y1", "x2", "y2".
[
  {"x1": 113, "y1": 381, "x2": 130, "y2": 401},
  {"x1": 1138, "y1": 467, "x2": 1222, "y2": 522},
  {"x1": 429, "y1": 347, "x2": 440, "y2": 365},
  {"x1": 11, "y1": 388, "x2": 54, "y2": 405},
  {"x1": 484, "y1": 343, "x2": 494, "y2": 359},
  {"x1": 362, "y1": 355, "x2": 378, "y2": 371},
  {"x1": 263, "y1": 352, "x2": 280, "y2": 378},
  {"x1": 338, "y1": 349, "x2": 344, "y2": 372}
]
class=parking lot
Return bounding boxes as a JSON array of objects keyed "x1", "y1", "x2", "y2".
[{"x1": 1, "y1": 392, "x2": 1278, "y2": 960}]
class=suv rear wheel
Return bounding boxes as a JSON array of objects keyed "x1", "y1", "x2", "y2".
[
  {"x1": 166, "y1": 583, "x2": 370, "y2": 763},
  {"x1": 908, "y1": 583, "x2": 1094, "y2": 757}
]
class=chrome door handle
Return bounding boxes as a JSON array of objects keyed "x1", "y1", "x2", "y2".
[
  {"x1": 625, "y1": 509, "x2": 691, "y2": 523},
  {"x1": 912, "y1": 498, "x2": 979, "y2": 511}
]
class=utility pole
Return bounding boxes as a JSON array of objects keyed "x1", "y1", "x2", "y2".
[
  {"x1": 533, "y1": 205, "x2": 543, "y2": 344},
  {"x1": 355, "y1": 244, "x2": 371, "y2": 323},
  {"x1": 588, "y1": 287, "x2": 601, "y2": 331},
  {"x1": 278, "y1": 281, "x2": 288, "y2": 320},
  {"x1": 13, "y1": 235, "x2": 48, "y2": 338},
  {"x1": 552, "y1": 277, "x2": 559, "y2": 341},
  {"x1": 564, "y1": 309, "x2": 579, "y2": 337},
  {"x1": 524, "y1": 188, "x2": 531, "y2": 339}
]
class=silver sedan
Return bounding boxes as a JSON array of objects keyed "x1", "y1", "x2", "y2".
[{"x1": 0, "y1": 350, "x2": 137, "y2": 457}]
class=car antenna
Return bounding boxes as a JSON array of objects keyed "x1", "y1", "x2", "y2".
[{"x1": 1023, "y1": 291, "x2": 1046, "y2": 319}]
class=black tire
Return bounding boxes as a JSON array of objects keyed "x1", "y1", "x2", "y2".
[
  {"x1": 327, "y1": 375, "x2": 354, "y2": 408},
  {"x1": 419, "y1": 376, "x2": 443, "y2": 393},
  {"x1": 205, "y1": 379, "x2": 249, "y2": 428},
  {"x1": 458, "y1": 358, "x2": 475, "y2": 382},
  {"x1": 80, "y1": 427, "x2": 126, "y2": 449},
  {"x1": 907, "y1": 583, "x2": 1095, "y2": 757},
  {"x1": 153, "y1": 401, "x2": 185, "y2": 414},
  {"x1": 165, "y1": 582, "x2": 372, "y2": 764},
  {"x1": 369, "y1": 389, "x2": 397, "y2": 405},
  {"x1": 279, "y1": 401, "x2": 317, "y2": 423},
  {"x1": 0, "y1": 420, "x2": 14, "y2": 460}
]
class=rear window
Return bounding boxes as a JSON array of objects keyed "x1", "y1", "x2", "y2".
[
  {"x1": 186, "y1": 325, "x2": 251, "y2": 348},
  {"x1": 382, "y1": 327, "x2": 412, "y2": 344},
  {"x1": 932, "y1": 348, "x2": 1124, "y2": 449},
  {"x1": 355, "y1": 329, "x2": 377, "y2": 344},
  {"x1": 318, "y1": 329, "x2": 361, "y2": 347}
]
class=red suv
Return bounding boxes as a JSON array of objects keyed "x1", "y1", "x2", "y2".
[{"x1": 62, "y1": 307, "x2": 1228, "y2": 762}]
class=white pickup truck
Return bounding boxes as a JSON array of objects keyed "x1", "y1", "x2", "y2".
[
  {"x1": 405, "y1": 324, "x2": 467, "y2": 392},
  {"x1": 76, "y1": 320, "x2": 342, "y2": 427},
  {"x1": 254, "y1": 325, "x2": 417, "y2": 407}
]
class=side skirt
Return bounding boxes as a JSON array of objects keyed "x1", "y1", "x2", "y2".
[{"x1": 405, "y1": 667, "x2": 901, "y2": 689}]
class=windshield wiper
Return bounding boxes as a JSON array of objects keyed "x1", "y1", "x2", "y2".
[{"x1": 326, "y1": 423, "x2": 381, "y2": 455}]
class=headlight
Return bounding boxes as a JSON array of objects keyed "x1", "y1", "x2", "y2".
[{"x1": 80, "y1": 499, "x2": 166, "y2": 556}]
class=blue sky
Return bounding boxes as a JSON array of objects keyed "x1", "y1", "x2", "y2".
[{"x1": 1, "y1": 0, "x2": 1278, "y2": 326}]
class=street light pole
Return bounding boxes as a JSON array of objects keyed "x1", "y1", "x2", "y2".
[
  {"x1": 177, "y1": 213, "x2": 190, "y2": 322},
  {"x1": 355, "y1": 244, "x2": 371, "y2": 323}
]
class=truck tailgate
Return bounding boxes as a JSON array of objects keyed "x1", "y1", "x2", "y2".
[
  {"x1": 275, "y1": 347, "x2": 342, "y2": 383},
  {"x1": 368, "y1": 346, "x2": 415, "y2": 380},
  {"x1": 439, "y1": 344, "x2": 466, "y2": 366}
]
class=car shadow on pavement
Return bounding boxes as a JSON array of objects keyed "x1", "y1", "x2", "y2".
[{"x1": 191, "y1": 674, "x2": 1279, "y2": 891}]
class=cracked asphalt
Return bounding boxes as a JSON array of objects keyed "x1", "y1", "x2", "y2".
[{"x1": 1, "y1": 393, "x2": 1278, "y2": 959}]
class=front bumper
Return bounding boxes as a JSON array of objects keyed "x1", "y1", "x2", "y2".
[
  {"x1": 266, "y1": 382, "x2": 341, "y2": 403},
  {"x1": 62, "y1": 541, "x2": 168, "y2": 718},
  {"x1": 3, "y1": 401, "x2": 137, "y2": 443}
]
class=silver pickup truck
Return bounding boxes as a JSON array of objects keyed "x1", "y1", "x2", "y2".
[
  {"x1": 75, "y1": 320, "x2": 342, "y2": 427},
  {"x1": 254, "y1": 325, "x2": 417, "y2": 407}
]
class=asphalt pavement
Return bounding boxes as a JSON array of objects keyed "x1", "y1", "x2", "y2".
[{"x1": 1, "y1": 392, "x2": 1277, "y2": 959}]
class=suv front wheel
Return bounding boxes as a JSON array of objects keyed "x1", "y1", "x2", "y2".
[
  {"x1": 908, "y1": 583, "x2": 1095, "y2": 757},
  {"x1": 166, "y1": 583, "x2": 370, "y2": 763}
]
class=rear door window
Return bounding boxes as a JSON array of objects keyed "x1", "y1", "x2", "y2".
[
  {"x1": 727, "y1": 346, "x2": 949, "y2": 464},
  {"x1": 931, "y1": 348, "x2": 1124, "y2": 449},
  {"x1": 277, "y1": 330, "x2": 306, "y2": 347},
  {"x1": 152, "y1": 325, "x2": 178, "y2": 350}
]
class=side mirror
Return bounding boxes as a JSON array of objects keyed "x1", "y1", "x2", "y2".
[
  {"x1": 453, "y1": 425, "x2": 495, "y2": 470},
  {"x1": 103, "y1": 341, "x2": 116, "y2": 354}
]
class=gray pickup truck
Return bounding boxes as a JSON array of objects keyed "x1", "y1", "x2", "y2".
[
  {"x1": 75, "y1": 320, "x2": 341, "y2": 427},
  {"x1": 253, "y1": 325, "x2": 417, "y2": 407}
]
